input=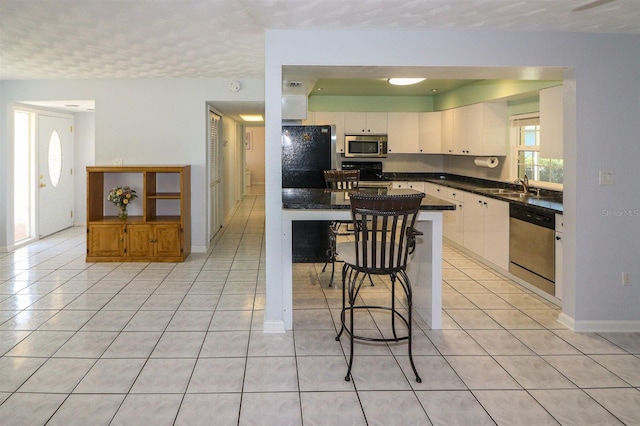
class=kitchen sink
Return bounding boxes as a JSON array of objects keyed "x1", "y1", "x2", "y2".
[{"x1": 477, "y1": 188, "x2": 521, "y2": 195}]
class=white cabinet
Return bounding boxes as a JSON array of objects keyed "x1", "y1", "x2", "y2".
[
  {"x1": 440, "y1": 187, "x2": 464, "y2": 246},
  {"x1": 387, "y1": 112, "x2": 419, "y2": 153},
  {"x1": 447, "y1": 102, "x2": 508, "y2": 156},
  {"x1": 540, "y1": 85, "x2": 564, "y2": 160},
  {"x1": 483, "y1": 197, "x2": 510, "y2": 270},
  {"x1": 418, "y1": 111, "x2": 442, "y2": 154},
  {"x1": 407, "y1": 181, "x2": 425, "y2": 192},
  {"x1": 463, "y1": 192, "x2": 509, "y2": 270},
  {"x1": 395, "y1": 181, "x2": 426, "y2": 191},
  {"x1": 464, "y1": 193, "x2": 509, "y2": 271},
  {"x1": 344, "y1": 112, "x2": 388, "y2": 134},
  {"x1": 441, "y1": 109, "x2": 454, "y2": 154},
  {"x1": 452, "y1": 105, "x2": 470, "y2": 154},
  {"x1": 315, "y1": 111, "x2": 345, "y2": 154},
  {"x1": 555, "y1": 213, "x2": 563, "y2": 299}
]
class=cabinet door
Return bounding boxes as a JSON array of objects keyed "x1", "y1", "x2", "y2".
[
  {"x1": 463, "y1": 192, "x2": 485, "y2": 256},
  {"x1": 418, "y1": 112, "x2": 442, "y2": 154},
  {"x1": 441, "y1": 109, "x2": 454, "y2": 154},
  {"x1": 445, "y1": 203, "x2": 464, "y2": 246},
  {"x1": 452, "y1": 106, "x2": 469, "y2": 154},
  {"x1": 88, "y1": 224, "x2": 125, "y2": 257},
  {"x1": 387, "y1": 112, "x2": 419, "y2": 153},
  {"x1": 464, "y1": 104, "x2": 484, "y2": 156},
  {"x1": 154, "y1": 224, "x2": 182, "y2": 257},
  {"x1": 344, "y1": 112, "x2": 387, "y2": 134},
  {"x1": 539, "y1": 85, "x2": 563, "y2": 160},
  {"x1": 127, "y1": 224, "x2": 153, "y2": 257},
  {"x1": 366, "y1": 112, "x2": 388, "y2": 134},
  {"x1": 479, "y1": 102, "x2": 508, "y2": 156},
  {"x1": 344, "y1": 112, "x2": 367, "y2": 133},
  {"x1": 483, "y1": 198, "x2": 510, "y2": 270},
  {"x1": 555, "y1": 213, "x2": 563, "y2": 299},
  {"x1": 315, "y1": 111, "x2": 345, "y2": 154},
  {"x1": 407, "y1": 181, "x2": 425, "y2": 192},
  {"x1": 392, "y1": 181, "x2": 409, "y2": 189}
]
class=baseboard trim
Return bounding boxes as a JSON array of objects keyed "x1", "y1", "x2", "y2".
[{"x1": 558, "y1": 313, "x2": 640, "y2": 332}]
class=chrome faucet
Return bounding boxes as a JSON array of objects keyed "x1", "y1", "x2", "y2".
[{"x1": 514, "y1": 174, "x2": 530, "y2": 194}]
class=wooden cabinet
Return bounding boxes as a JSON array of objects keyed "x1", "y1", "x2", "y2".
[
  {"x1": 87, "y1": 223, "x2": 126, "y2": 258},
  {"x1": 86, "y1": 165, "x2": 191, "y2": 262},
  {"x1": 418, "y1": 112, "x2": 442, "y2": 154},
  {"x1": 315, "y1": 111, "x2": 345, "y2": 154},
  {"x1": 387, "y1": 112, "x2": 419, "y2": 153},
  {"x1": 539, "y1": 85, "x2": 564, "y2": 160},
  {"x1": 344, "y1": 112, "x2": 387, "y2": 134}
]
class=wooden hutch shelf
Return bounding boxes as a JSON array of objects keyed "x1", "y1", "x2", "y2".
[{"x1": 86, "y1": 165, "x2": 191, "y2": 262}]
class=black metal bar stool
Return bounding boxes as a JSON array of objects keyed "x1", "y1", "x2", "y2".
[
  {"x1": 335, "y1": 191, "x2": 424, "y2": 383},
  {"x1": 322, "y1": 169, "x2": 360, "y2": 287}
]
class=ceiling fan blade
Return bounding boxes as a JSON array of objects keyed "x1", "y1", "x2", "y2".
[{"x1": 572, "y1": 0, "x2": 616, "y2": 12}]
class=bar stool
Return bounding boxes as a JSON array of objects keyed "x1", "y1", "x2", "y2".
[
  {"x1": 322, "y1": 169, "x2": 360, "y2": 287},
  {"x1": 335, "y1": 191, "x2": 424, "y2": 383}
]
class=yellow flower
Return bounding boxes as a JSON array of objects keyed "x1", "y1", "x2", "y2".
[
  {"x1": 117, "y1": 189, "x2": 123, "y2": 196},
  {"x1": 126, "y1": 193, "x2": 131, "y2": 198},
  {"x1": 123, "y1": 199, "x2": 129, "y2": 204}
]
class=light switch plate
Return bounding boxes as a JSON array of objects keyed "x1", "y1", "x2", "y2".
[{"x1": 598, "y1": 170, "x2": 613, "y2": 186}]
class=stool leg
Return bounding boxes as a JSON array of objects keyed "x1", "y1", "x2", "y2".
[
  {"x1": 402, "y1": 270, "x2": 422, "y2": 383},
  {"x1": 336, "y1": 264, "x2": 348, "y2": 340},
  {"x1": 344, "y1": 270, "x2": 356, "y2": 382}
]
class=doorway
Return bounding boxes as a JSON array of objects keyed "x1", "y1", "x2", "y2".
[{"x1": 14, "y1": 109, "x2": 74, "y2": 242}]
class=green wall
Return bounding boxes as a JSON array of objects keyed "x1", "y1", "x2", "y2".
[{"x1": 308, "y1": 80, "x2": 561, "y2": 113}]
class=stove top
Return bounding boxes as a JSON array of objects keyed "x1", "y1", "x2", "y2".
[{"x1": 341, "y1": 161, "x2": 390, "y2": 182}]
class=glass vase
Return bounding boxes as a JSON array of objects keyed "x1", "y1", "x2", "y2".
[{"x1": 118, "y1": 206, "x2": 128, "y2": 220}]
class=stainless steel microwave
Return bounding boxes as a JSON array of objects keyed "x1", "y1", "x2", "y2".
[{"x1": 344, "y1": 134, "x2": 388, "y2": 158}]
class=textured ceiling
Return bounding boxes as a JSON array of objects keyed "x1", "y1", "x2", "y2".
[{"x1": 2, "y1": 0, "x2": 640, "y2": 81}]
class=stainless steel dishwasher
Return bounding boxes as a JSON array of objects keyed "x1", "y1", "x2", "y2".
[{"x1": 509, "y1": 203, "x2": 556, "y2": 295}]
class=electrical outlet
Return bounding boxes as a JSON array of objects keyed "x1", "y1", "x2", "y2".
[
  {"x1": 113, "y1": 158, "x2": 123, "y2": 166},
  {"x1": 599, "y1": 170, "x2": 613, "y2": 186},
  {"x1": 622, "y1": 272, "x2": 631, "y2": 286}
]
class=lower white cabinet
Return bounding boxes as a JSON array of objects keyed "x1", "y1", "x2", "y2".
[
  {"x1": 463, "y1": 192, "x2": 509, "y2": 270},
  {"x1": 392, "y1": 181, "x2": 409, "y2": 189},
  {"x1": 555, "y1": 213, "x2": 563, "y2": 299},
  {"x1": 429, "y1": 185, "x2": 509, "y2": 270}
]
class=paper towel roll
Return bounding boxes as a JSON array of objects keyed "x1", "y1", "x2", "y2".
[{"x1": 474, "y1": 156, "x2": 499, "y2": 168}]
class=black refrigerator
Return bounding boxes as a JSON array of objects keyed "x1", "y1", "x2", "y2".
[{"x1": 282, "y1": 125, "x2": 334, "y2": 262}]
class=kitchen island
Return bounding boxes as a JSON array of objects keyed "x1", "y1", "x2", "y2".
[{"x1": 281, "y1": 188, "x2": 455, "y2": 330}]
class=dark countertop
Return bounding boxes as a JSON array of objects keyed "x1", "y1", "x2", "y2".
[
  {"x1": 282, "y1": 188, "x2": 456, "y2": 211},
  {"x1": 384, "y1": 172, "x2": 563, "y2": 214}
]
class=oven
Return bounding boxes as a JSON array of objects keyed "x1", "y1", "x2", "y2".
[
  {"x1": 341, "y1": 160, "x2": 391, "y2": 189},
  {"x1": 509, "y1": 203, "x2": 556, "y2": 295}
]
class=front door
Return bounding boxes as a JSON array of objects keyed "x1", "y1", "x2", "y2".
[{"x1": 38, "y1": 114, "x2": 74, "y2": 237}]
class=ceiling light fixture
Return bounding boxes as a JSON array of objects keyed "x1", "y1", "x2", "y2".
[
  {"x1": 240, "y1": 114, "x2": 264, "y2": 122},
  {"x1": 388, "y1": 78, "x2": 426, "y2": 86}
]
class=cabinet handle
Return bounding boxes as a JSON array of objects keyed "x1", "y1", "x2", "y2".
[{"x1": 556, "y1": 236, "x2": 561, "y2": 241}]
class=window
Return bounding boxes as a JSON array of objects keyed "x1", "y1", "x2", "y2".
[
  {"x1": 512, "y1": 114, "x2": 563, "y2": 188},
  {"x1": 48, "y1": 130, "x2": 63, "y2": 187},
  {"x1": 14, "y1": 110, "x2": 35, "y2": 243}
]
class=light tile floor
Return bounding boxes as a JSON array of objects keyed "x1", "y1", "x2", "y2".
[{"x1": 1, "y1": 191, "x2": 640, "y2": 425}]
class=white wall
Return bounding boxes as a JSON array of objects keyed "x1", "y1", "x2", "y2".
[
  {"x1": 0, "y1": 78, "x2": 265, "y2": 251},
  {"x1": 265, "y1": 29, "x2": 640, "y2": 332},
  {"x1": 73, "y1": 112, "x2": 95, "y2": 225}
]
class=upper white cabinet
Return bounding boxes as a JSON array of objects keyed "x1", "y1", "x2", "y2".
[
  {"x1": 315, "y1": 111, "x2": 345, "y2": 153},
  {"x1": 344, "y1": 112, "x2": 388, "y2": 134},
  {"x1": 418, "y1": 111, "x2": 442, "y2": 154},
  {"x1": 539, "y1": 85, "x2": 563, "y2": 160},
  {"x1": 451, "y1": 102, "x2": 508, "y2": 156},
  {"x1": 387, "y1": 112, "x2": 419, "y2": 153},
  {"x1": 441, "y1": 109, "x2": 454, "y2": 154}
]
